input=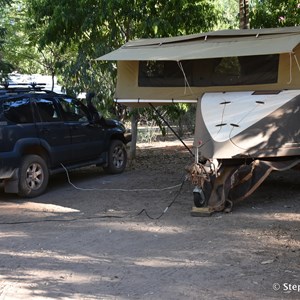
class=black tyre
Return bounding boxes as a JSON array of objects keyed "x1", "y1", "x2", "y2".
[
  {"x1": 18, "y1": 155, "x2": 49, "y2": 198},
  {"x1": 193, "y1": 189, "x2": 206, "y2": 207},
  {"x1": 193, "y1": 180, "x2": 213, "y2": 207},
  {"x1": 104, "y1": 140, "x2": 127, "y2": 174}
]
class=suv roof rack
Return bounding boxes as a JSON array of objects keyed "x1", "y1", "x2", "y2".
[
  {"x1": 0, "y1": 82, "x2": 46, "y2": 89},
  {"x1": 0, "y1": 82, "x2": 57, "y2": 95}
]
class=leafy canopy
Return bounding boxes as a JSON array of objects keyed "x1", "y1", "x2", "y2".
[
  {"x1": 25, "y1": 0, "x2": 222, "y2": 113},
  {"x1": 0, "y1": 0, "x2": 14, "y2": 80},
  {"x1": 250, "y1": 0, "x2": 300, "y2": 28}
]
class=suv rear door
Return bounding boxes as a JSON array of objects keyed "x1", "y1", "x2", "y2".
[{"x1": 34, "y1": 97, "x2": 72, "y2": 168}]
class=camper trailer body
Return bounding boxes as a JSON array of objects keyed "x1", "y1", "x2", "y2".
[
  {"x1": 196, "y1": 89, "x2": 300, "y2": 160},
  {"x1": 99, "y1": 27, "x2": 300, "y2": 211}
]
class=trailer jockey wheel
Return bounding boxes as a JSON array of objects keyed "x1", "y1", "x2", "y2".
[{"x1": 193, "y1": 187, "x2": 207, "y2": 207}]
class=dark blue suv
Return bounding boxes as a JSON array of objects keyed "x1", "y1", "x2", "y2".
[{"x1": 0, "y1": 84, "x2": 131, "y2": 197}]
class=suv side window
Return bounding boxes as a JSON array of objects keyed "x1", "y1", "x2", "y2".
[
  {"x1": 58, "y1": 97, "x2": 90, "y2": 122},
  {"x1": 35, "y1": 98, "x2": 62, "y2": 122},
  {"x1": 2, "y1": 98, "x2": 34, "y2": 124}
]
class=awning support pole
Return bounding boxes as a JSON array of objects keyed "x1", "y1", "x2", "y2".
[{"x1": 149, "y1": 103, "x2": 194, "y2": 157}]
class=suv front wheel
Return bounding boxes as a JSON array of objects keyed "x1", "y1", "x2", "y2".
[
  {"x1": 104, "y1": 140, "x2": 127, "y2": 174},
  {"x1": 18, "y1": 155, "x2": 49, "y2": 198}
]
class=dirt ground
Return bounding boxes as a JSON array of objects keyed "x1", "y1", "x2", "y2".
[{"x1": 1, "y1": 139, "x2": 300, "y2": 300}]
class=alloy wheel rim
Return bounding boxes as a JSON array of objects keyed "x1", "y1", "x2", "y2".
[
  {"x1": 25, "y1": 163, "x2": 44, "y2": 190},
  {"x1": 112, "y1": 146, "x2": 124, "y2": 168}
]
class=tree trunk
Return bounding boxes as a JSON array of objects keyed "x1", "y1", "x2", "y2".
[
  {"x1": 239, "y1": 0, "x2": 249, "y2": 29},
  {"x1": 129, "y1": 108, "x2": 138, "y2": 162},
  {"x1": 51, "y1": 71, "x2": 55, "y2": 91}
]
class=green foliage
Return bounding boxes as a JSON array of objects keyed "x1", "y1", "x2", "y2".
[
  {"x1": 250, "y1": 0, "x2": 300, "y2": 28},
  {"x1": 0, "y1": 0, "x2": 13, "y2": 80},
  {"x1": 28, "y1": 0, "x2": 220, "y2": 45},
  {"x1": 215, "y1": 0, "x2": 239, "y2": 29},
  {"x1": 1, "y1": 1, "x2": 38, "y2": 74},
  {"x1": 1, "y1": 0, "x2": 71, "y2": 83},
  {"x1": 26, "y1": 1, "x2": 220, "y2": 70},
  {"x1": 24, "y1": 0, "x2": 222, "y2": 120}
]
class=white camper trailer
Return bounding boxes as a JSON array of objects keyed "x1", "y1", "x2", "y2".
[{"x1": 98, "y1": 26, "x2": 300, "y2": 212}]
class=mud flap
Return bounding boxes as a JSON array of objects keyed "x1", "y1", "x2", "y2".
[{"x1": 4, "y1": 168, "x2": 19, "y2": 194}]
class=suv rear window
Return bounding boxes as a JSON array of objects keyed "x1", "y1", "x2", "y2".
[{"x1": 2, "y1": 98, "x2": 34, "y2": 124}]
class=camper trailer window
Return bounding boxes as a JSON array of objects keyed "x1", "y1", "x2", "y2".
[
  {"x1": 139, "y1": 61, "x2": 192, "y2": 87},
  {"x1": 138, "y1": 54, "x2": 279, "y2": 87}
]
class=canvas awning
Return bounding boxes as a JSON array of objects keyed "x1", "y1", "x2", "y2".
[{"x1": 97, "y1": 27, "x2": 300, "y2": 61}]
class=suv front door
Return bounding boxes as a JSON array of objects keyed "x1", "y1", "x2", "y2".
[{"x1": 57, "y1": 96, "x2": 106, "y2": 163}]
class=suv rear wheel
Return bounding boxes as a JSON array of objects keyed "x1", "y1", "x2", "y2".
[
  {"x1": 18, "y1": 155, "x2": 49, "y2": 197},
  {"x1": 104, "y1": 140, "x2": 127, "y2": 174}
]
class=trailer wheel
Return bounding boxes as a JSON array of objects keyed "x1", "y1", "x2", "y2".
[
  {"x1": 193, "y1": 188, "x2": 206, "y2": 207},
  {"x1": 18, "y1": 155, "x2": 49, "y2": 198}
]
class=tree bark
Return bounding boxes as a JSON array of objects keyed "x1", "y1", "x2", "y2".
[
  {"x1": 129, "y1": 108, "x2": 138, "y2": 162},
  {"x1": 239, "y1": 0, "x2": 249, "y2": 29}
]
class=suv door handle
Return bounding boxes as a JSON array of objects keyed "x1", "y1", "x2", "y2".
[{"x1": 40, "y1": 128, "x2": 51, "y2": 134}]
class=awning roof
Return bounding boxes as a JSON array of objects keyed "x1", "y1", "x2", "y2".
[{"x1": 97, "y1": 27, "x2": 300, "y2": 61}]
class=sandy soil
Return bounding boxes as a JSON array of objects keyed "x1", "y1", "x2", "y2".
[{"x1": 0, "y1": 139, "x2": 300, "y2": 300}]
